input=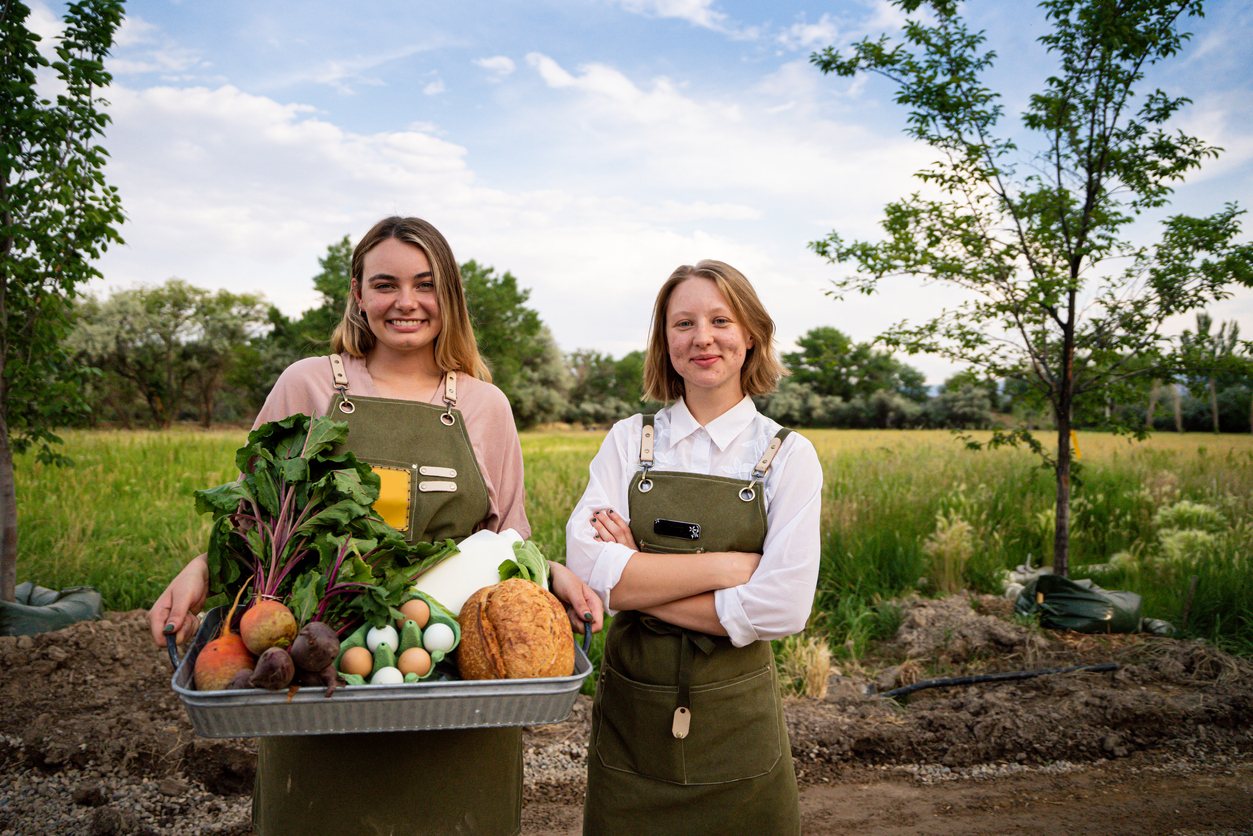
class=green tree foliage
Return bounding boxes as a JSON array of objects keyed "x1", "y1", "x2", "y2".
[
  {"x1": 566, "y1": 348, "x2": 651, "y2": 424},
  {"x1": 285, "y1": 234, "x2": 352, "y2": 357},
  {"x1": 70, "y1": 280, "x2": 268, "y2": 428},
  {"x1": 1179, "y1": 313, "x2": 1248, "y2": 433},
  {"x1": 0, "y1": 0, "x2": 125, "y2": 600},
  {"x1": 461, "y1": 260, "x2": 569, "y2": 427},
  {"x1": 785, "y1": 326, "x2": 928, "y2": 402},
  {"x1": 810, "y1": 0, "x2": 1253, "y2": 576}
]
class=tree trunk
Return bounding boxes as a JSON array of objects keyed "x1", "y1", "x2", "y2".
[
  {"x1": 1052, "y1": 296, "x2": 1078, "y2": 578},
  {"x1": 1053, "y1": 412, "x2": 1072, "y2": 579},
  {"x1": 1209, "y1": 377, "x2": 1220, "y2": 433},
  {"x1": 0, "y1": 405, "x2": 16, "y2": 602},
  {"x1": 1145, "y1": 379, "x2": 1159, "y2": 428},
  {"x1": 1173, "y1": 385, "x2": 1183, "y2": 433}
]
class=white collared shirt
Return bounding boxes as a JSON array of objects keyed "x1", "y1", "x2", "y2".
[{"x1": 565, "y1": 397, "x2": 823, "y2": 647}]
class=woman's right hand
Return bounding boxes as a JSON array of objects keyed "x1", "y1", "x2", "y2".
[{"x1": 147, "y1": 554, "x2": 210, "y2": 646}]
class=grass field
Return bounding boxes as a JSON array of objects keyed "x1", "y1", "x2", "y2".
[{"x1": 14, "y1": 426, "x2": 1253, "y2": 657}]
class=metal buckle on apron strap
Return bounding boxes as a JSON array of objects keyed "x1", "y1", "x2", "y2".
[
  {"x1": 740, "y1": 433, "x2": 785, "y2": 501},
  {"x1": 329, "y1": 354, "x2": 356, "y2": 414},
  {"x1": 637, "y1": 420, "x2": 656, "y2": 492},
  {"x1": 440, "y1": 371, "x2": 458, "y2": 426}
]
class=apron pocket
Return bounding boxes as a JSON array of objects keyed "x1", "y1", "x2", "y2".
[
  {"x1": 370, "y1": 465, "x2": 412, "y2": 533},
  {"x1": 593, "y1": 662, "x2": 782, "y2": 785}
]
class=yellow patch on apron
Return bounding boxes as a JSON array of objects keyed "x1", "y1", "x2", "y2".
[{"x1": 371, "y1": 465, "x2": 411, "y2": 533}]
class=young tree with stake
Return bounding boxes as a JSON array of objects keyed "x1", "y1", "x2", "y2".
[
  {"x1": 0, "y1": 0, "x2": 126, "y2": 601},
  {"x1": 810, "y1": 0, "x2": 1253, "y2": 577}
]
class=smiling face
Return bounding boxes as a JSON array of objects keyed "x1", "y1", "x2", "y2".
[
  {"x1": 665, "y1": 276, "x2": 753, "y2": 409},
  {"x1": 353, "y1": 237, "x2": 443, "y2": 361}
]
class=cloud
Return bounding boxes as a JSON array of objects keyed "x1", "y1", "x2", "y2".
[
  {"x1": 609, "y1": 0, "x2": 759, "y2": 39},
  {"x1": 613, "y1": 0, "x2": 728, "y2": 30},
  {"x1": 424, "y1": 79, "x2": 447, "y2": 96},
  {"x1": 474, "y1": 56, "x2": 516, "y2": 78},
  {"x1": 776, "y1": 13, "x2": 841, "y2": 51}
]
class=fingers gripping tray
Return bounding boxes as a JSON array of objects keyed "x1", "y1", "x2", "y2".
[{"x1": 171, "y1": 608, "x2": 591, "y2": 738}]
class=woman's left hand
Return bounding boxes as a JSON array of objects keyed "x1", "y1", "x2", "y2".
[
  {"x1": 548, "y1": 560, "x2": 605, "y2": 636},
  {"x1": 590, "y1": 508, "x2": 636, "y2": 550}
]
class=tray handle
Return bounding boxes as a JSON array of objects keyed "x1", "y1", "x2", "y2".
[
  {"x1": 580, "y1": 614, "x2": 594, "y2": 655},
  {"x1": 166, "y1": 632, "x2": 181, "y2": 670}
]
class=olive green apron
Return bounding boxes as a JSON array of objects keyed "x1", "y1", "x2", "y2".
[
  {"x1": 253, "y1": 357, "x2": 521, "y2": 836},
  {"x1": 584, "y1": 416, "x2": 800, "y2": 836}
]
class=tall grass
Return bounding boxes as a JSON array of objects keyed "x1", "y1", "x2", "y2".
[{"x1": 14, "y1": 426, "x2": 1253, "y2": 655}]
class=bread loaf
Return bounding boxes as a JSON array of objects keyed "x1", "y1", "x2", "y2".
[{"x1": 456, "y1": 578, "x2": 575, "y2": 679}]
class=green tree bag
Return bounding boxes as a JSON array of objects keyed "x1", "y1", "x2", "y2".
[
  {"x1": 1014, "y1": 574, "x2": 1143, "y2": 634},
  {"x1": 0, "y1": 582, "x2": 103, "y2": 637}
]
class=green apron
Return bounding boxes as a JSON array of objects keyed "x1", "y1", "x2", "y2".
[
  {"x1": 253, "y1": 358, "x2": 522, "y2": 836},
  {"x1": 584, "y1": 416, "x2": 800, "y2": 836}
]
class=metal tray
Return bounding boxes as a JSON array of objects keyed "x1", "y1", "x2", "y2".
[{"x1": 170, "y1": 607, "x2": 593, "y2": 738}]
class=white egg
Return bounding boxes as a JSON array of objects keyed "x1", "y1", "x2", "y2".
[
  {"x1": 370, "y1": 666, "x2": 404, "y2": 685},
  {"x1": 366, "y1": 624, "x2": 399, "y2": 653},
  {"x1": 423, "y1": 622, "x2": 456, "y2": 653}
]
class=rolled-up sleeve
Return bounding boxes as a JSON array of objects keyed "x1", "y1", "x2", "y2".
[
  {"x1": 714, "y1": 433, "x2": 823, "y2": 646},
  {"x1": 565, "y1": 416, "x2": 641, "y2": 612}
]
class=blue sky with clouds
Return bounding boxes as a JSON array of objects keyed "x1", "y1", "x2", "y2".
[{"x1": 31, "y1": 0, "x2": 1253, "y2": 383}]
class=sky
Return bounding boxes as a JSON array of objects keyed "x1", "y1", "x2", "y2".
[{"x1": 28, "y1": 0, "x2": 1253, "y2": 384}]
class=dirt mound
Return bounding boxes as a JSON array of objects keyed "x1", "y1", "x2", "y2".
[{"x1": 1, "y1": 597, "x2": 1251, "y2": 835}]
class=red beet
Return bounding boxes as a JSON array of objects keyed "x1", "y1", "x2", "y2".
[
  {"x1": 248, "y1": 647, "x2": 295, "y2": 690},
  {"x1": 289, "y1": 621, "x2": 340, "y2": 672},
  {"x1": 226, "y1": 668, "x2": 255, "y2": 690}
]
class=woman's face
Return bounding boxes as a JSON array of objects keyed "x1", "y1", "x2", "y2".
[
  {"x1": 354, "y1": 237, "x2": 443, "y2": 359},
  {"x1": 665, "y1": 276, "x2": 752, "y2": 402}
]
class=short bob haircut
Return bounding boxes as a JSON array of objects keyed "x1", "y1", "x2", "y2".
[
  {"x1": 331, "y1": 216, "x2": 490, "y2": 381},
  {"x1": 643, "y1": 259, "x2": 787, "y2": 403}
]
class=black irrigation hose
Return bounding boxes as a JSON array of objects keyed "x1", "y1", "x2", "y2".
[{"x1": 876, "y1": 662, "x2": 1119, "y2": 701}]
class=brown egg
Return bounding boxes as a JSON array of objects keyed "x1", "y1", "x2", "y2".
[
  {"x1": 397, "y1": 598, "x2": 431, "y2": 630},
  {"x1": 397, "y1": 647, "x2": 432, "y2": 678},
  {"x1": 340, "y1": 645, "x2": 374, "y2": 677}
]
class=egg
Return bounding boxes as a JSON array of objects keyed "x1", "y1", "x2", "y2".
[
  {"x1": 366, "y1": 624, "x2": 399, "y2": 653},
  {"x1": 370, "y1": 666, "x2": 404, "y2": 685},
  {"x1": 397, "y1": 647, "x2": 432, "y2": 677},
  {"x1": 397, "y1": 598, "x2": 431, "y2": 630},
  {"x1": 423, "y1": 622, "x2": 456, "y2": 654},
  {"x1": 339, "y1": 645, "x2": 373, "y2": 677}
]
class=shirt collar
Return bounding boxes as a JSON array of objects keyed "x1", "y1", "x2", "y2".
[{"x1": 670, "y1": 396, "x2": 758, "y2": 450}]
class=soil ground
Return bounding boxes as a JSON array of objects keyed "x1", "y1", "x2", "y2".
[{"x1": 2, "y1": 593, "x2": 1251, "y2": 835}]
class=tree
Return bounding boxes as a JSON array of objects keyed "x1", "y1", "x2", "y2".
[
  {"x1": 70, "y1": 280, "x2": 267, "y2": 428},
  {"x1": 810, "y1": 0, "x2": 1253, "y2": 577},
  {"x1": 784, "y1": 326, "x2": 929, "y2": 402},
  {"x1": 0, "y1": 0, "x2": 125, "y2": 601},
  {"x1": 566, "y1": 348, "x2": 650, "y2": 423},
  {"x1": 460, "y1": 260, "x2": 558, "y2": 424},
  {"x1": 287, "y1": 235, "x2": 352, "y2": 356},
  {"x1": 1179, "y1": 312, "x2": 1242, "y2": 433}
]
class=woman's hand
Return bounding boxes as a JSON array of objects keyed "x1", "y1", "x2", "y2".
[
  {"x1": 590, "y1": 508, "x2": 636, "y2": 550},
  {"x1": 147, "y1": 555, "x2": 210, "y2": 646},
  {"x1": 548, "y1": 560, "x2": 605, "y2": 636}
]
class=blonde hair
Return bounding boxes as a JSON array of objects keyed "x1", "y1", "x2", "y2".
[
  {"x1": 331, "y1": 216, "x2": 490, "y2": 381},
  {"x1": 642, "y1": 260, "x2": 786, "y2": 403}
]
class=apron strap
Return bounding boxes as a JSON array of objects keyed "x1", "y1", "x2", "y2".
[
  {"x1": 640, "y1": 614, "x2": 715, "y2": 739},
  {"x1": 637, "y1": 414, "x2": 656, "y2": 492},
  {"x1": 328, "y1": 354, "x2": 356, "y2": 414},
  {"x1": 440, "y1": 371, "x2": 458, "y2": 425},
  {"x1": 740, "y1": 428, "x2": 791, "y2": 502}
]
